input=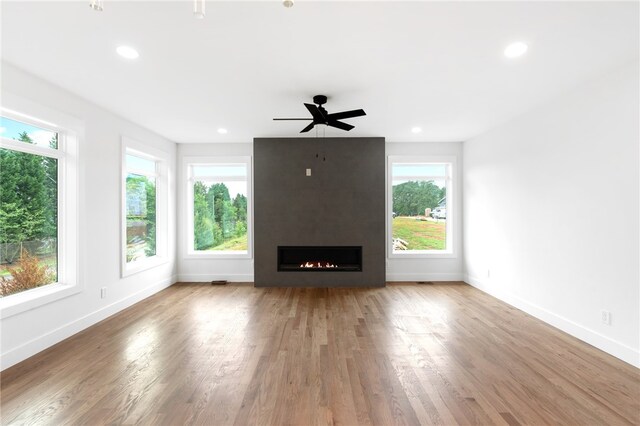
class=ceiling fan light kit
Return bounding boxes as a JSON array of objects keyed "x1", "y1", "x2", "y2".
[
  {"x1": 88, "y1": 0, "x2": 209, "y2": 18},
  {"x1": 89, "y1": 0, "x2": 103, "y2": 12},
  {"x1": 193, "y1": 0, "x2": 205, "y2": 19},
  {"x1": 274, "y1": 95, "x2": 366, "y2": 133}
]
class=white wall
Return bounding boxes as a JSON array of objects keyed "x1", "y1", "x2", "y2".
[
  {"x1": 463, "y1": 60, "x2": 639, "y2": 367},
  {"x1": 0, "y1": 63, "x2": 178, "y2": 370},
  {"x1": 177, "y1": 141, "x2": 464, "y2": 282}
]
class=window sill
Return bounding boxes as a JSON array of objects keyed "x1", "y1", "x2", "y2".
[
  {"x1": 184, "y1": 251, "x2": 251, "y2": 260},
  {"x1": 122, "y1": 256, "x2": 169, "y2": 278},
  {"x1": 0, "y1": 282, "x2": 80, "y2": 319},
  {"x1": 389, "y1": 250, "x2": 457, "y2": 259}
]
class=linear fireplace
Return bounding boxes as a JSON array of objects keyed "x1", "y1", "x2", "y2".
[{"x1": 278, "y1": 246, "x2": 362, "y2": 272}]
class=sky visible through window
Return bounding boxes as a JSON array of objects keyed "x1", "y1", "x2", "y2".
[
  {"x1": 393, "y1": 164, "x2": 447, "y2": 188},
  {"x1": 0, "y1": 116, "x2": 57, "y2": 148},
  {"x1": 126, "y1": 154, "x2": 156, "y2": 174},
  {"x1": 393, "y1": 164, "x2": 446, "y2": 177},
  {"x1": 192, "y1": 164, "x2": 247, "y2": 197},
  {"x1": 208, "y1": 181, "x2": 245, "y2": 198},
  {"x1": 192, "y1": 164, "x2": 246, "y2": 177}
]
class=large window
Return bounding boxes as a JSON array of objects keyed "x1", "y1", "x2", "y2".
[
  {"x1": 186, "y1": 157, "x2": 251, "y2": 256},
  {"x1": 125, "y1": 154, "x2": 157, "y2": 263},
  {"x1": 388, "y1": 157, "x2": 454, "y2": 256},
  {"x1": 0, "y1": 116, "x2": 60, "y2": 297},
  {"x1": 121, "y1": 138, "x2": 167, "y2": 276}
]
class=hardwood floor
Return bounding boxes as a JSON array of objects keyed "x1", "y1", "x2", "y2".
[{"x1": 1, "y1": 282, "x2": 638, "y2": 425}]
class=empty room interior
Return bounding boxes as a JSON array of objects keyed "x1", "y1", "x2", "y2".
[{"x1": 0, "y1": 1, "x2": 639, "y2": 424}]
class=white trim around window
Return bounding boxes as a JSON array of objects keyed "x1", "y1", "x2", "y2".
[
  {"x1": 184, "y1": 156, "x2": 252, "y2": 259},
  {"x1": 387, "y1": 155, "x2": 457, "y2": 259},
  {"x1": 0, "y1": 95, "x2": 81, "y2": 319},
  {"x1": 121, "y1": 137, "x2": 169, "y2": 277}
]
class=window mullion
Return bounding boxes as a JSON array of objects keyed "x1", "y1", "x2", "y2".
[
  {"x1": 0, "y1": 138, "x2": 62, "y2": 159},
  {"x1": 189, "y1": 176, "x2": 245, "y2": 183},
  {"x1": 127, "y1": 167, "x2": 158, "y2": 178},
  {"x1": 392, "y1": 175, "x2": 448, "y2": 181}
]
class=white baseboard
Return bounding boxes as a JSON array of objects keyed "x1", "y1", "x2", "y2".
[
  {"x1": 1, "y1": 274, "x2": 177, "y2": 371},
  {"x1": 464, "y1": 274, "x2": 640, "y2": 368},
  {"x1": 177, "y1": 273, "x2": 254, "y2": 283},
  {"x1": 178, "y1": 273, "x2": 463, "y2": 283},
  {"x1": 386, "y1": 272, "x2": 463, "y2": 282}
]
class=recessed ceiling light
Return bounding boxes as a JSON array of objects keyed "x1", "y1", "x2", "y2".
[
  {"x1": 116, "y1": 46, "x2": 139, "y2": 60},
  {"x1": 411, "y1": 127, "x2": 422, "y2": 134},
  {"x1": 504, "y1": 42, "x2": 528, "y2": 58},
  {"x1": 217, "y1": 128, "x2": 228, "y2": 134}
]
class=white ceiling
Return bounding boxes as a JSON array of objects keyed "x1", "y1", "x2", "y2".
[{"x1": 1, "y1": 1, "x2": 638, "y2": 143}]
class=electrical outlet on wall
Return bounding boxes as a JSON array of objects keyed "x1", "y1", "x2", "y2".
[
  {"x1": 601, "y1": 310, "x2": 611, "y2": 326},
  {"x1": 486, "y1": 269, "x2": 491, "y2": 279},
  {"x1": 101, "y1": 287, "x2": 107, "y2": 299}
]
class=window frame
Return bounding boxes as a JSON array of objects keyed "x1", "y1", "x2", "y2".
[
  {"x1": 184, "y1": 156, "x2": 252, "y2": 259},
  {"x1": 121, "y1": 137, "x2": 169, "y2": 277},
  {"x1": 387, "y1": 155, "x2": 456, "y2": 259},
  {"x1": 0, "y1": 100, "x2": 80, "y2": 319}
]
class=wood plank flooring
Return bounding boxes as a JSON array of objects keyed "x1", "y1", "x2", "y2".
[{"x1": 1, "y1": 282, "x2": 638, "y2": 425}]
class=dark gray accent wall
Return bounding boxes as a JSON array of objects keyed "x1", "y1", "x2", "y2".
[{"x1": 254, "y1": 137, "x2": 386, "y2": 287}]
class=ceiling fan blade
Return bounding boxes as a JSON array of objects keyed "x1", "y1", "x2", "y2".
[
  {"x1": 327, "y1": 109, "x2": 366, "y2": 121},
  {"x1": 304, "y1": 103, "x2": 326, "y2": 122},
  {"x1": 327, "y1": 120, "x2": 354, "y2": 131},
  {"x1": 273, "y1": 118, "x2": 313, "y2": 121},
  {"x1": 300, "y1": 122, "x2": 315, "y2": 133}
]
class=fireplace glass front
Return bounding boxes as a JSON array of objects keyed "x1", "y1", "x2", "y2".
[{"x1": 277, "y1": 246, "x2": 362, "y2": 272}]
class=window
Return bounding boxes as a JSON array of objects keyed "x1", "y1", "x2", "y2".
[
  {"x1": 388, "y1": 156, "x2": 454, "y2": 256},
  {"x1": 121, "y1": 138, "x2": 168, "y2": 276},
  {"x1": 0, "y1": 116, "x2": 60, "y2": 297},
  {"x1": 0, "y1": 102, "x2": 79, "y2": 318},
  {"x1": 125, "y1": 154, "x2": 157, "y2": 262},
  {"x1": 186, "y1": 157, "x2": 251, "y2": 257}
]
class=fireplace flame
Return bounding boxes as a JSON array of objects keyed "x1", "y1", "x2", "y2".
[{"x1": 299, "y1": 261, "x2": 338, "y2": 269}]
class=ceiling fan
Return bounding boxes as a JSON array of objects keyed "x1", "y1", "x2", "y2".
[{"x1": 273, "y1": 95, "x2": 366, "y2": 133}]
